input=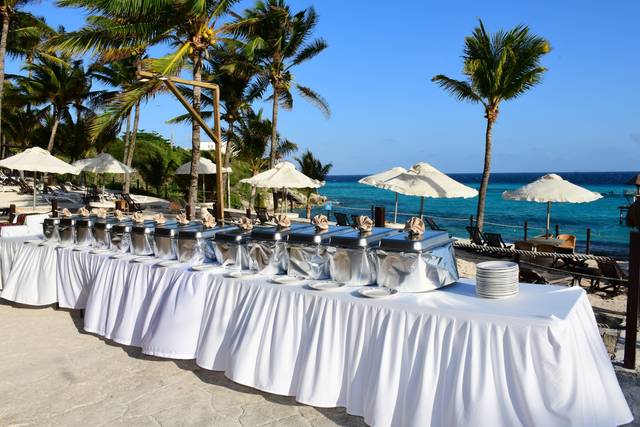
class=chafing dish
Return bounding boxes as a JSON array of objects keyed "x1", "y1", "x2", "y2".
[
  {"x1": 58, "y1": 217, "x2": 77, "y2": 245},
  {"x1": 374, "y1": 230, "x2": 458, "y2": 292},
  {"x1": 111, "y1": 220, "x2": 133, "y2": 253},
  {"x1": 287, "y1": 225, "x2": 352, "y2": 279},
  {"x1": 43, "y1": 218, "x2": 60, "y2": 241},
  {"x1": 153, "y1": 221, "x2": 201, "y2": 260},
  {"x1": 213, "y1": 228, "x2": 253, "y2": 269},
  {"x1": 177, "y1": 224, "x2": 236, "y2": 264},
  {"x1": 92, "y1": 217, "x2": 118, "y2": 249},
  {"x1": 131, "y1": 220, "x2": 156, "y2": 255},
  {"x1": 248, "y1": 224, "x2": 315, "y2": 275},
  {"x1": 328, "y1": 227, "x2": 400, "y2": 285},
  {"x1": 75, "y1": 216, "x2": 96, "y2": 246}
]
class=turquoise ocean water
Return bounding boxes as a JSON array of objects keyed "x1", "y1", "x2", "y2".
[{"x1": 301, "y1": 172, "x2": 638, "y2": 259}]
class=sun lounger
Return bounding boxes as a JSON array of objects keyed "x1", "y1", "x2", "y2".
[
  {"x1": 466, "y1": 226, "x2": 487, "y2": 246},
  {"x1": 425, "y1": 216, "x2": 446, "y2": 231},
  {"x1": 256, "y1": 207, "x2": 274, "y2": 224},
  {"x1": 334, "y1": 212, "x2": 351, "y2": 227},
  {"x1": 484, "y1": 232, "x2": 512, "y2": 249},
  {"x1": 121, "y1": 193, "x2": 143, "y2": 212},
  {"x1": 591, "y1": 260, "x2": 628, "y2": 294}
]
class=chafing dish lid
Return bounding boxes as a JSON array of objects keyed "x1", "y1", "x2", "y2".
[
  {"x1": 94, "y1": 217, "x2": 119, "y2": 230},
  {"x1": 250, "y1": 223, "x2": 315, "y2": 241},
  {"x1": 287, "y1": 225, "x2": 352, "y2": 244},
  {"x1": 44, "y1": 218, "x2": 60, "y2": 225},
  {"x1": 132, "y1": 220, "x2": 156, "y2": 233},
  {"x1": 178, "y1": 223, "x2": 236, "y2": 239},
  {"x1": 215, "y1": 227, "x2": 253, "y2": 243},
  {"x1": 378, "y1": 230, "x2": 452, "y2": 252},
  {"x1": 60, "y1": 216, "x2": 78, "y2": 226},
  {"x1": 329, "y1": 227, "x2": 400, "y2": 248},
  {"x1": 112, "y1": 220, "x2": 132, "y2": 233},
  {"x1": 76, "y1": 216, "x2": 96, "y2": 227}
]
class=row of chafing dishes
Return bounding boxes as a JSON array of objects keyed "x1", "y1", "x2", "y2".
[{"x1": 42, "y1": 216, "x2": 459, "y2": 292}]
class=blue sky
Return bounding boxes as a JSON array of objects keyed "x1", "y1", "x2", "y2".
[{"x1": 9, "y1": 0, "x2": 640, "y2": 174}]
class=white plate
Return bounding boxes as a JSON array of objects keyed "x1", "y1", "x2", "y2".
[
  {"x1": 307, "y1": 281, "x2": 345, "y2": 291},
  {"x1": 191, "y1": 263, "x2": 221, "y2": 271},
  {"x1": 156, "y1": 260, "x2": 182, "y2": 268},
  {"x1": 131, "y1": 256, "x2": 157, "y2": 263},
  {"x1": 358, "y1": 287, "x2": 398, "y2": 298},
  {"x1": 477, "y1": 261, "x2": 518, "y2": 271},
  {"x1": 477, "y1": 291, "x2": 519, "y2": 299},
  {"x1": 272, "y1": 276, "x2": 305, "y2": 285},
  {"x1": 225, "y1": 271, "x2": 257, "y2": 279}
]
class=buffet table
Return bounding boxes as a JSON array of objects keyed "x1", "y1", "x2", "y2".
[
  {"x1": 0, "y1": 239, "x2": 632, "y2": 427},
  {"x1": 0, "y1": 235, "x2": 41, "y2": 290}
]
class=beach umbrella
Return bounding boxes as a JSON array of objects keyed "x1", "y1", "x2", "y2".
[
  {"x1": 0, "y1": 147, "x2": 80, "y2": 207},
  {"x1": 379, "y1": 162, "x2": 478, "y2": 218},
  {"x1": 502, "y1": 173, "x2": 602, "y2": 237},
  {"x1": 240, "y1": 161, "x2": 323, "y2": 213},
  {"x1": 73, "y1": 153, "x2": 135, "y2": 193},
  {"x1": 358, "y1": 167, "x2": 406, "y2": 223},
  {"x1": 175, "y1": 158, "x2": 232, "y2": 202}
]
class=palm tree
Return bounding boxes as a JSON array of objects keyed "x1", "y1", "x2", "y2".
[
  {"x1": 0, "y1": 2, "x2": 51, "y2": 154},
  {"x1": 56, "y1": 0, "x2": 237, "y2": 217},
  {"x1": 295, "y1": 149, "x2": 331, "y2": 220},
  {"x1": 236, "y1": 0, "x2": 330, "y2": 181},
  {"x1": 432, "y1": 20, "x2": 550, "y2": 230}
]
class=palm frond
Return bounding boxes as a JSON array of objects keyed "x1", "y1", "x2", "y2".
[
  {"x1": 295, "y1": 85, "x2": 330, "y2": 118},
  {"x1": 431, "y1": 75, "x2": 483, "y2": 104}
]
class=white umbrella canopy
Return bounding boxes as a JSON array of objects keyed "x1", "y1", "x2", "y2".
[
  {"x1": 240, "y1": 161, "x2": 323, "y2": 189},
  {"x1": 0, "y1": 147, "x2": 80, "y2": 208},
  {"x1": 379, "y1": 162, "x2": 478, "y2": 217},
  {"x1": 358, "y1": 167, "x2": 407, "y2": 223},
  {"x1": 502, "y1": 173, "x2": 602, "y2": 236},
  {"x1": 175, "y1": 158, "x2": 232, "y2": 175},
  {"x1": 72, "y1": 153, "x2": 135, "y2": 174}
]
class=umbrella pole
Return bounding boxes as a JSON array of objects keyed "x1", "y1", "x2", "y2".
[
  {"x1": 546, "y1": 201, "x2": 551, "y2": 238},
  {"x1": 33, "y1": 173, "x2": 36, "y2": 209},
  {"x1": 419, "y1": 196, "x2": 425, "y2": 219},
  {"x1": 394, "y1": 193, "x2": 399, "y2": 224}
]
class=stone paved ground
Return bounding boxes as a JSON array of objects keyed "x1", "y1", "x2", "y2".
[{"x1": 0, "y1": 302, "x2": 366, "y2": 426}]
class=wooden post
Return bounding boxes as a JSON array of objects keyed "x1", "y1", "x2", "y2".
[
  {"x1": 524, "y1": 221, "x2": 528, "y2": 241},
  {"x1": 9, "y1": 204, "x2": 16, "y2": 222},
  {"x1": 555, "y1": 224, "x2": 559, "y2": 237},
  {"x1": 586, "y1": 228, "x2": 592, "y2": 254},
  {"x1": 51, "y1": 199, "x2": 58, "y2": 217},
  {"x1": 624, "y1": 231, "x2": 640, "y2": 369},
  {"x1": 469, "y1": 215, "x2": 474, "y2": 227},
  {"x1": 136, "y1": 179, "x2": 140, "y2": 191}
]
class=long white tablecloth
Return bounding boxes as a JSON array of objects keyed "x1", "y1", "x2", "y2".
[
  {"x1": 0, "y1": 235, "x2": 41, "y2": 290},
  {"x1": 0, "y1": 241, "x2": 632, "y2": 426},
  {"x1": 1, "y1": 240, "x2": 57, "y2": 305}
]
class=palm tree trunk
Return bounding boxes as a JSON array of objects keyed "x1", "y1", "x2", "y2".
[
  {"x1": 0, "y1": 10, "x2": 10, "y2": 157},
  {"x1": 306, "y1": 189, "x2": 312, "y2": 222},
  {"x1": 47, "y1": 112, "x2": 60, "y2": 152},
  {"x1": 476, "y1": 116, "x2": 494, "y2": 230},
  {"x1": 271, "y1": 85, "x2": 279, "y2": 210},
  {"x1": 223, "y1": 118, "x2": 234, "y2": 207},
  {"x1": 188, "y1": 52, "x2": 203, "y2": 218},
  {"x1": 124, "y1": 102, "x2": 139, "y2": 193},
  {"x1": 122, "y1": 108, "x2": 132, "y2": 164}
]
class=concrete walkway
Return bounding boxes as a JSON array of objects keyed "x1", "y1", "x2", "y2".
[{"x1": 0, "y1": 302, "x2": 365, "y2": 426}]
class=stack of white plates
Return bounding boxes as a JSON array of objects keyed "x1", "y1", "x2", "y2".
[{"x1": 476, "y1": 261, "x2": 519, "y2": 299}]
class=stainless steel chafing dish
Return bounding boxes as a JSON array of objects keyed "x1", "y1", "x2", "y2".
[
  {"x1": 111, "y1": 220, "x2": 133, "y2": 253},
  {"x1": 58, "y1": 217, "x2": 77, "y2": 244},
  {"x1": 328, "y1": 227, "x2": 400, "y2": 285},
  {"x1": 43, "y1": 218, "x2": 60, "y2": 241},
  {"x1": 154, "y1": 221, "x2": 201, "y2": 260},
  {"x1": 374, "y1": 230, "x2": 459, "y2": 292},
  {"x1": 248, "y1": 224, "x2": 315, "y2": 275},
  {"x1": 75, "y1": 216, "x2": 96, "y2": 246},
  {"x1": 213, "y1": 228, "x2": 253, "y2": 269},
  {"x1": 93, "y1": 217, "x2": 118, "y2": 249},
  {"x1": 131, "y1": 220, "x2": 156, "y2": 255},
  {"x1": 176, "y1": 224, "x2": 236, "y2": 264},
  {"x1": 287, "y1": 225, "x2": 352, "y2": 279}
]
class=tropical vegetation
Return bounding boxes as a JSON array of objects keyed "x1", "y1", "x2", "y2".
[{"x1": 432, "y1": 20, "x2": 550, "y2": 230}]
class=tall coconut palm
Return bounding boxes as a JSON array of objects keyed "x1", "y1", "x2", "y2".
[
  {"x1": 56, "y1": 0, "x2": 237, "y2": 217},
  {"x1": 432, "y1": 20, "x2": 550, "y2": 230},
  {"x1": 236, "y1": 0, "x2": 330, "y2": 171},
  {"x1": 295, "y1": 149, "x2": 331, "y2": 220}
]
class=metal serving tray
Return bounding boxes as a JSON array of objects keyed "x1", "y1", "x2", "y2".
[
  {"x1": 328, "y1": 228, "x2": 401, "y2": 285},
  {"x1": 375, "y1": 231, "x2": 459, "y2": 293},
  {"x1": 75, "y1": 217, "x2": 96, "y2": 246},
  {"x1": 43, "y1": 218, "x2": 60, "y2": 241},
  {"x1": 58, "y1": 217, "x2": 77, "y2": 244},
  {"x1": 286, "y1": 226, "x2": 353, "y2": 279},
  {"x1": 213, "y1": 228, "x2": 253, "y2": 269},
  {"x1": 153, "y1": 221, "x2": 198, "y2": 260},
  {"x1": 247, "y1": 224, "x2": 314, "y2": 274},
  {"x1": 329, "y1": 227, "x2": 400, "y2": 249},
  {"x1": 249, "y1": 223, "x2": 316, "y2": 241},
  {"x1": 111, "y1": 220, "x2": 133, "y2": 253},
  {"x1": 176, "y1": 224, "x2": 236, "y2": 264},
  {"x1": 131, "y1": 220, "x2": 156, "y2": 255},
  {"x1": 92, "y1": 217, "x2": 118, "y2": 249}
]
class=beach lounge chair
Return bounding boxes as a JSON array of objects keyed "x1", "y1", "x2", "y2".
[
  {"x1": 466, "y1": 226, "x2": 487, "y2": 246},
  {"x1": 256, "y1": 207, "x2": 273, "y2": 224},
  {"x1": 121, "y1": 193, "x2": 143, "y2": 212},
  {"x1": 484, "y1": 232, "x2": 512, "y2": 249},
  {"x1": 350, "y1": 214, "x2": 360, "y2": 227},
  {"x1": 426, "y1": 216, "x2": 446, "y2": 231},
  {"x1": 334, "y1": 212, "x2": 351, "y2": 227},
  {"x1": 591, "y1": 260, "x2": 628, "y2": 294}
]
